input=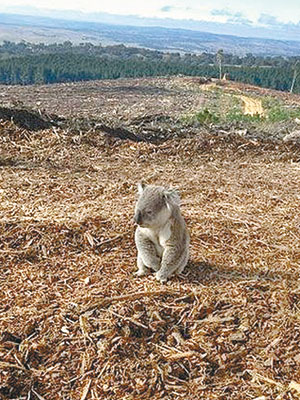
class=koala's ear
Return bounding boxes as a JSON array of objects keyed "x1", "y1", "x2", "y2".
[
  {"x1": 137, "y1": 182, "x2": 146, "y2": 195},
  {"x1": 163, "y1": 189, "x2": 180, "y2": 208}
]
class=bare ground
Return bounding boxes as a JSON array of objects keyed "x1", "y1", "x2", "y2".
[{"x1": 0, "y1": 77, "x2": 206, "y2": 121}]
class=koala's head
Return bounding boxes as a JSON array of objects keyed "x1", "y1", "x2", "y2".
[{"x1": 134, "y1": 183, "x2": 180, "y2": 228}]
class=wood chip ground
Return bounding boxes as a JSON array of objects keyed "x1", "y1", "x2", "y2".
[{"x1": 0, "y1": 77, "x2": 300, "y2": 400}]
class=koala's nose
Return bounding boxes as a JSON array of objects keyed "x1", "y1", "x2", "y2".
[{"x1": 134, "y1": 211, "x2": 142, "y2": 225}]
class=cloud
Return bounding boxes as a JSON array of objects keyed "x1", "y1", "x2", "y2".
[
  {"x1": 211, "y1": 8, "x2": 242, "y2": 18},
  {"x1": 258, "y1": 13, "x2": 281, "y2": 26},
  {"x1": 228, "y1": 16, "x2": 252, "y2": 25},
  {"x1": 160, "y1": 5, "x2": 173, "y2": 13},
  {"x1": 258, "y1": 13, "x2": 300, "y2": 32},
  {"x1": 211, "y1": 8, "x2": 251, "y2": 25}
]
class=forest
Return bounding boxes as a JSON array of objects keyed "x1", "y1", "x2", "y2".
[{"x1": 0, "y1": 41, "x2": 299, "y2": 92}]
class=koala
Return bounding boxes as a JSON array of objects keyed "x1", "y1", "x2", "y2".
[{"x1": 134, "y1": 183, "x2": 190, "y2": 283}]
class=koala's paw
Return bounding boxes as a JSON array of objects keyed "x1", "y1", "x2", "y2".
[
  {"x1": 176, "y1": 265, "x2": 186, "y2": 274},
  {"x1": 134, "y1": 269, "x2": 148, "y2": 277},
  {"x1": 155, "y1": 271, "x2": 168, "y2": 283},
  {"x1": 151, "y1": 263, "x2": 161, "y2": 272}
]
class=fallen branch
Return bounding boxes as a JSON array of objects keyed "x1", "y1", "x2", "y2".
[
  {"x1": 105, "y1": 309, "x2": 149, "y2": 330},
  {"x1": 0, "y1": 362, "x2": 27, "y2": 372},
  {"x1": 96, "y1": 231, "x2": 130, "y2": 248},
  {"x1": 247, "y1": 370, "x2": 284, "y2": 389},
  {"x1": 81, "y1": 379, "x2": 92, "y2": 400},
  {"x1": 31, "y1": 389, "x2": 47, "y2": 400},
  {"x1": 164, "y1": 351, "x2": 198, "y2": 361},
  {"x1": 80, "y1": 289, "x2": 181, "y2": 313}
]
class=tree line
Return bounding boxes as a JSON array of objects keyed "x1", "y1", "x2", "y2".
[
  {"x1": 1, "y1": 41, "x2": 299, "y2": 68},
  {"x1": 0, "y1": 41, "x2": 299, "y2": 93}
]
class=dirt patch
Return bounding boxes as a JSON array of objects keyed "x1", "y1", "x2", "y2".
[
  {"x1": 0, "y1": 78, "x2": 206, "y2": 122},
  {"x1": 239, "y1": 95, "x2": 264, "y2": 116},
  {"x1": 0, "y1": 107, "x2": 58, "y2": 131}
]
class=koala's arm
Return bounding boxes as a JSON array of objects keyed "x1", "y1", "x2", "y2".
[
  {"x1": 135, "y1": 228, "x2": 161, "y2": 272},
  {"x1": 156, "y1": 245, "x2": 187, "y2": 282},
  {"x1": 155, "y1": 216, "x2": 189, "y2": 283}
]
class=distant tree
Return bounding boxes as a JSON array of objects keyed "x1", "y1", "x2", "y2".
[
  {"x1": 244, "y1": 53, "x2": 256, "y2": 66},
  {"x1": 216, "y1": 49, "x2": 224, "y2": 80},
  {"x1": 290, "y1": 60, "x2": 300, "y2": 93}
]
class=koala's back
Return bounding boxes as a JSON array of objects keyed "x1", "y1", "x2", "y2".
[
  {"x1": 168, "y1": 209, "x2": 190, "y2": 269},
  {"x1": 169, "y1": 207, "x2": 189, "y2": 247}
]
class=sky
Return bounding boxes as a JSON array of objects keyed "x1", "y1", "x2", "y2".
[{"x1": 0, "y1": 0, "x2": 299, "y2": 25}]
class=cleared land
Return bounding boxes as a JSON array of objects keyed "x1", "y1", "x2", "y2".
[{"x1": 0, "y1": 77, "x2": 300, "y2": 399}]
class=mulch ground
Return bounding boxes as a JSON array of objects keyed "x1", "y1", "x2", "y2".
[{"x1": 1, "y1": 112, "x2": 300, "y2": 400}]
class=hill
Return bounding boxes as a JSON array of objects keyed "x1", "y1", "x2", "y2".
[
  {"x1": 1, "y1": 13, "x2": 300, "y2": 56},
  {"x1": 0, "y1": 77, "x2": 300, "y2": 399}
]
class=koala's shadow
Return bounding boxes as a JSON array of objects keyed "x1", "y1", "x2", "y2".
[
  {"x1": 177, "y1": 261, "x2": 215, "y2": 285},
  {"x1": 178, "y1": 259, "x2": 297, "y2": 286}
]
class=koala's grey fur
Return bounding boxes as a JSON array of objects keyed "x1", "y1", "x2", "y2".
[{"x1": 134, "y1": 183, "x2": 189, "y2": 283}]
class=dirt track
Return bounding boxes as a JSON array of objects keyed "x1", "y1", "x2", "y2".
[
  {"x1": 201, "y1": 81, "x2": 265, "y2": 116},
  {"x1": 239, "y1": 95, "x2": 264, "y2": 116}
]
